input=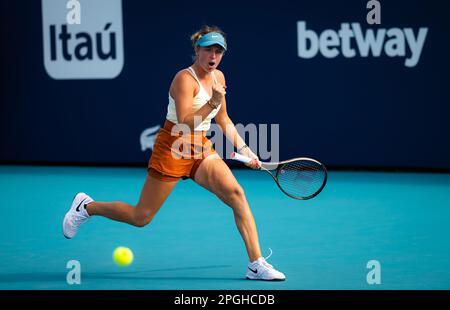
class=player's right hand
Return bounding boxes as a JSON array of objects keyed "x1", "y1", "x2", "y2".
[{"x1": 211, "y1": 82, "x2": 226, "y2": 105}]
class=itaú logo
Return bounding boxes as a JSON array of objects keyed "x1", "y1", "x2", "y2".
[
  {"x1": 41, "y1": 0, "x2": 124, "y2": 79},
  {"x1": 297, "y1": 21, "x2": 428, "y2": 67}
]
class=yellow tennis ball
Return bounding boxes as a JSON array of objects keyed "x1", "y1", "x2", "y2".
[{"x1": 113, "y1": 246, "x2": 134, "y2": 266}]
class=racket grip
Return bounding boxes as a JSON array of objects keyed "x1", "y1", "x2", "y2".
[{"x1": 230, "y1": 152, "x2": 252, "y2": 164}]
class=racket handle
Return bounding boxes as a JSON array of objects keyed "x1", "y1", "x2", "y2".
[{"x1": 230, "y1": 152, "x2": 252, "y2": 164}]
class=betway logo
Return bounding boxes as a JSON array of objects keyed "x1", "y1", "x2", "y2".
[{"x1": 297, "y1": 21, "x2": 428, "y2": 67}]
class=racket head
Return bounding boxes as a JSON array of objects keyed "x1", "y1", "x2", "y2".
[{"x1": 274, "y1": 157, "x2": 327, "y2": 200}]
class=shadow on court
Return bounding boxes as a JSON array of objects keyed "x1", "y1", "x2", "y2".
[{"x1": 0, "y1": 265, "x2": 244, "y2": 283}]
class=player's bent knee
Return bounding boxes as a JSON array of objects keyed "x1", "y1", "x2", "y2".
[
  {"x1": 132, "y1": 210, "x2": 154, "y2": 227},
  {"x1": 223, "y1": 185, "x2": 245, "y2": 205},
  {"x1": 133, "y1": 216, "x2": 152, "y2": 228},
  {"x1": 232, "y1": 185, "x2": 245, "y2": 199}
]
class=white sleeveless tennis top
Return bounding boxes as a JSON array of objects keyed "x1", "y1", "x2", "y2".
[{"x1": 166, "y1": 67, "x2": 221, "y2": 131}]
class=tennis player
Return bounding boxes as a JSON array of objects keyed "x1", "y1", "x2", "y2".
[{"x1": 63, "y1": 25, "x2": 285, "y2": 281}]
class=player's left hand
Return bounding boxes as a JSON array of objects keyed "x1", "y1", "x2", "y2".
[{"x1": 241, "y1": 147, "x2": 261, "y2": 169}]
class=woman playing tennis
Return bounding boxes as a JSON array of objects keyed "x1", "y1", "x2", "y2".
[{"x1": 63, "y1": 25, "x2": 285, "y2": 281}]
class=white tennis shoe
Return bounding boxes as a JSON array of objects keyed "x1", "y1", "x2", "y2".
[
  {"x1": 246, "y1": 250, "x2": 286, "y2": 281},
  {"x1": 63, "y1": 192, "x2": 93, "y2": 239}
]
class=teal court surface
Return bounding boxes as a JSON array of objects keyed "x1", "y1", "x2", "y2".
[{"x1": 1, "y1": 165, "x2": 449, "y2": 290}]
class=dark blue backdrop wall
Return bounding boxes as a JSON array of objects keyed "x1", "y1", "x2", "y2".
[{"x1": 1, "y1": 0, "x2": 449, "y2": 169}]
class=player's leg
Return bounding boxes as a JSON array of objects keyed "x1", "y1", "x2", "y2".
[
  {"x1": 193, "y1": 154, "x2": 262, "y2": 261},
  {"x1": 193, "y1": 154, "x2": 286, "y2": 281},
  {"x1": 86, "y1": 174, "x2": 178, "y2": 227},
  {"x1": 63, "y1": 174, "x2": 178, "y2": 239}
]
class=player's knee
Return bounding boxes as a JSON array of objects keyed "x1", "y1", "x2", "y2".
[
  {"x1": 133, "y1": 216, "x2": 152, "y2": 227},
  {"x1": 132, "y1": 211, "x2": 154, "y2": 227},
  {"x1": 227, "y1": 185, "x2": 245, "y2": 203}
]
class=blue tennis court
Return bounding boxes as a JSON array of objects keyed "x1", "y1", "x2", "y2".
[{"x1": 1, "y1": 165, "x2": 449, "y2": 290}]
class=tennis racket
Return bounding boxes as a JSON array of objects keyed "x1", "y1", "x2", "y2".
[{"x1": 230, "y1": 152, "x2": 327, "y2": 200}]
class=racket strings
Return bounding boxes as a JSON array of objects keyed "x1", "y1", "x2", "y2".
[{"x1": 277, "y1": 160, "x2": 326, "y2": 199}]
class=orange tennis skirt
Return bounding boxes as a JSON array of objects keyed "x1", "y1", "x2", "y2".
[{"x1": 148, "y1": 120, "x2": 217, "y2": 182}]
